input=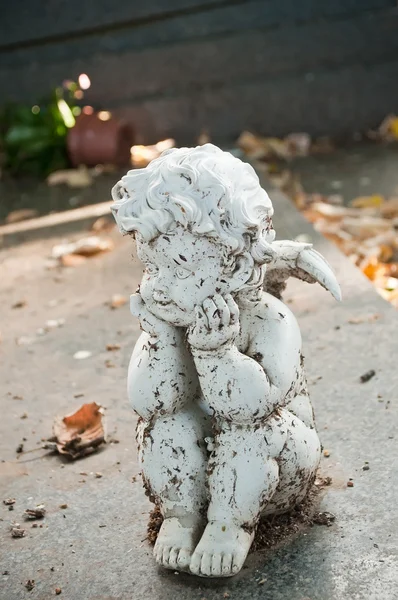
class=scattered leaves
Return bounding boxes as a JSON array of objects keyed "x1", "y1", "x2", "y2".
[
  {"x1": 313, "y1": 511, "x2": 336, "y2": 527},
  {"x1": 52, "y1": 402, "x2": 105, "y2": 460},
  {"x1": 5, "y1": 209, "x2": 39, "y2": 224},
  {"x1": 106, "y1": 343, "x2": 120, "y2": 351},
  {"x1": 25, "y1": 580, "x2": 35, "y2": 591},
  {"x1": 3, "y1": 498, "x2": 16, "y2": 506},
  {"x1": 73, "y1": 350, "x2": 92, "y2": 360},
  {"x1": 24, "y1": 504, "x2": 46, "y2": 520},
  {"x1": 360, "y1": 370, "x2": 376, "y2": 383},
  {"x1": 12, "y1": 300, "x2": 27, "y2": 309},
  {"x1": 91, "y1": 216, "x2": 115, "y2": 233},
  {"x1": 52, "y1": 236, "x2": 114, "y2": 267},
  {"x1": 109, "y1": 294, "x2": 127, "y2": 309},
  {"x1": 11, "y1": 524, "x2": 25, "y2": 538},
  {"x1": 131, "y1": 138, "x2": 175, "y2": 168},
  {"x1": 47, "y1": 166, "x2": 93, "y2": 188},
  {"x1": 60, "y1": 254, "x2": 87, "y2": 267}
]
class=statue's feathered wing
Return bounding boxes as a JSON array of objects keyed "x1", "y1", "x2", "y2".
[{"x1": 263, "y1": 241, "x2": 342, "y2": 301}]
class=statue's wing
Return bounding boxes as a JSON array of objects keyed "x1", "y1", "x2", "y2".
[{"x1": 264, "y1": 240, "x2": 342, "y2": 301}]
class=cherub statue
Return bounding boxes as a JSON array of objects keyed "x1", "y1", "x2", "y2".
[{"x1": 111, "y1": 144, "x2": 340, "y2": 578}]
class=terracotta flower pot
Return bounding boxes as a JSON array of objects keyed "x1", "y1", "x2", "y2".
[{"x1": 67, "y1": 113, "x2": 134, "y2": 167}]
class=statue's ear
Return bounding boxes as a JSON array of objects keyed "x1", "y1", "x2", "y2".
[{"x1": 221, "y1": 255, "x2": 253, "y2": 293}]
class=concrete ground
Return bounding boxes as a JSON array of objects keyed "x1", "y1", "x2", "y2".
[{"x1": 0, "y1": 185, "x2": 397, "y2": 600}]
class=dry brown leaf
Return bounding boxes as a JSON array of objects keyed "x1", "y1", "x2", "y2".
[
  {"x1": 348, "y1": 314, "x2": 380, "y2": 324},
  {"x1": 91, "y1": 217, "x2": 115, "y2": 233},
  {"x1": 350, "y1": 195, "x2": 385, "y2": 209},
  {"x1": 70, "y1": 237, "x2": 114, "y2": 257},
  {"x1": 197, "y1": 130, "x2": 211, "y2": 145},
  {"x1": 131, "y1": 139, "x2": 175, "y2": 168},
  {"x1": 52, "y1": 402, "x2": 105, "y2": 460},
  {"x1": 106, "y1": 343, "x2": 121, "y2": 351},
  {"x1": 110, "y1": 294, "x2": 127, "y2": 309},
  {"x1": 341, "y1": 216, "x2": 391, "y2": 239},
  {"x1": 47, "y1": 167, "x2": 93, "y2": 188},
  {"x1": 60, "y1": 254, "x2": 87, "y2": 267},
  {"x1": 377, "y1": 114, "x2": 398, "y2": 141},
  {"x1": 5, "y1": 209, "x2": 39, "y2": 224},
  {"x1": 380, "y1": 198, "x2": 398, "y2": 218}
]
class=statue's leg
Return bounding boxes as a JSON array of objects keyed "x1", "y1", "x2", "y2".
[
  {"x1": 190, "y1": 416, "x2": 286, "y2": 577},
  {"x1": 262, "y1": 413, "x2": 321, "y2": 516},
  {"x1": 137, "y1": 404, "x2": 211, "y2": 571}
]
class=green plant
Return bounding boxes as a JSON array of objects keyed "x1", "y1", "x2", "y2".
[{"x1": 0, "y1": 82, "x2": 80, "y2": 177}]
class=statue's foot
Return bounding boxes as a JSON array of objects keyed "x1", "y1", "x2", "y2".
[
  {"x1": 154, "y1": 516, "x2": 204, "y2": 571},
  {"x1": 190, "y1": 521, "x2": 254, "y2": 577}
]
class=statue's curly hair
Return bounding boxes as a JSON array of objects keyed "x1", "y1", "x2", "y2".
[{"x1": 111, "y1": 144, "x2": 276, "y2": 291}]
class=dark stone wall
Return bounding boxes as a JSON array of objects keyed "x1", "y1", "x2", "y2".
[{"x1": 1, "y1": 0, "x2": 398, "y2": 143}]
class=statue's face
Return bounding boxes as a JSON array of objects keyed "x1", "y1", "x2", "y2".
[{"x1": 137, "y1": 226, "x2": 227, "y2": 327}]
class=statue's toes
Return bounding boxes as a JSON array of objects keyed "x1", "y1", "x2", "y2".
[
  {"x1": 210, "y1": 553, "x2": 222, "y2": 576},
  {"x1": 167, "y1": 547, "x2": 179, "y2": 569},
  {"x1": 177, "y1": 548, "x2": 191, "y2": 570},
  {"x1": 222, "y1": 553, "x2": 233, "y2": 576},
  {"x1": 189, "y1": 550, "x2": 203, "y2": 575}
]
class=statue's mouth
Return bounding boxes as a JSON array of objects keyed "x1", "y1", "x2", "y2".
[{"x1": 155, "y1": 300, "x2": 173, "y2": 307}]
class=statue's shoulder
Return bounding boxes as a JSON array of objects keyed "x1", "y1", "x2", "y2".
[{"x1": 241, "y1": 291, "x2": 301, "y2": 347}]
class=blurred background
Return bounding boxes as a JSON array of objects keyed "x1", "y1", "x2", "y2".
[{"x1": 1, "y1": 0, "x2": 398, "y2": 306}]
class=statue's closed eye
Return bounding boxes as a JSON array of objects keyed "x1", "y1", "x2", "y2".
[{"x1": 175, "y1": 267, "x2": 192, "y2": 279}]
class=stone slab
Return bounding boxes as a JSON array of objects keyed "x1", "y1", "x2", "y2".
[{"x1": 0, "y1": 183, "x2": 397, "y2": 599}]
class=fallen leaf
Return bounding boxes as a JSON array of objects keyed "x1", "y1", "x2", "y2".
[
  {"x1": 313, "y1": 511, "x2": 336, "y2": 527},
  {"x1": 106, "y1": 343, "x2": 121, "y2": 351},
  {"x1": 11, "y1": 525, "x2": 26, "y2": 538},
  {"x1": 348, "y1": 314, "x2": 380, "y2": 324},
  {"x1": 24, "y1": 504, "x2": 46, "y2": 520},
  {"x1": 12, "y1": 300, "x2": 27, "y2": 309},
  {"x1": 360, "y1": 369, "x2": 376, "y2": 383},
  {"x1": 53, "y1": 236, "x2": 114, "y2": 260},
  {"x1": 197, "y1": 130, "x2": 211, "y2": 145},
  {"x1": 73, "y1": 350, "x2": 92, "y2": 360},
  {"x1": 15, "y1": 336, "x2": 35, "y2": 346},
  {"x1": 131, "y1": 139, "x2": 175, "y2": 168},
  {"x1": 52, "y1": 402, "x2": 105, "y2": 460},
  {"x1": 5, "y1": 209, "x2": 38, "y2": 224},
  {"x1": 350, "y1": 195, "x2": 384, "y2": 209},
  {"x1": 377, "y1": 114, "x2": 398, "y2": 141},
  {"x1": 47, "y1": 166, "x2": 93, "y2": 188},
  {"x1": 285, "y1": 132, "x2": 311, "y2": 156},
  {"x1": 91, "y1": 216, "x2": 115, "y2": 233},
  {"x1": 110, "y1": 294, "x2": 127, "y2": 309},
  {"x1": 3, "y1": 498, "x2": 16, "y2": 506},
  {"x1": 61, "y1": 254, "x2": 87, "y2": 267}
]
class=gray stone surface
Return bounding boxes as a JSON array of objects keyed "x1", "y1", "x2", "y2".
[
  {"x1": 290, "y1": 141, "x2": 398, "y2": 205},
  {"x1": 0, "y1": 185, "x2": 397, "y2": 599}
]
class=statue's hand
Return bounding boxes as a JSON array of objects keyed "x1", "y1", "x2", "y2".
[
  {"x1": 187, "y1": 293, "x2": 240, "y2": 352},
  {"x1": 130, "y1": 294, "x2": 179, "y2": 339}
]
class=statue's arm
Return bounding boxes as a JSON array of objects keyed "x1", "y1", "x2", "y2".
[
  {"x1": 128, "y1": 297, "x2": 198, "y2": 419},
  {"x1": 188, "y1": 294, "x2": 301, "y2": 422}
]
